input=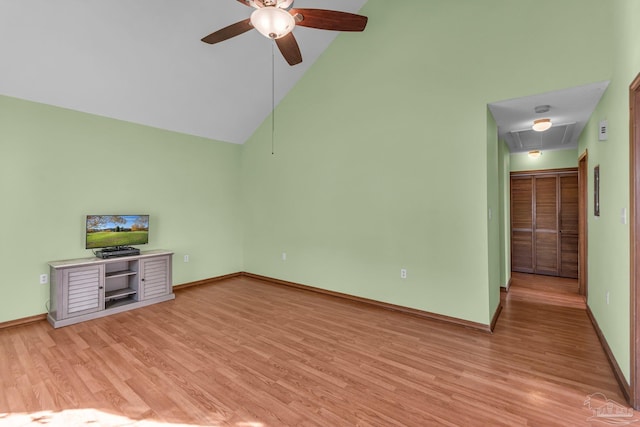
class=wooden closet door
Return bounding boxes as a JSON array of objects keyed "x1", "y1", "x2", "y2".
[
  {"x1": 511, "y1": 176, "x2": 534, "y2": 273},
  {"x1": 534, "y1": 176, "x2": 559, "y2": 275},
  {"x1": 559, "y1": 174, "x2": 579, "y2": 278},
  {"x1": 510, "y1": 169, "x2": 578, "y2": 278}
]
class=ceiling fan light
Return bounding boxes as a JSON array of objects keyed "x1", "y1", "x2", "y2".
[
  {"x1": 528, "y1": 150, "x2": 542, "y2": 159},
  {"x1": 532, "y1": 118, "x2": 552, "y2": 132},
  {"x1": 251, "y1": 7, "x2": 295, "y2": 39}
]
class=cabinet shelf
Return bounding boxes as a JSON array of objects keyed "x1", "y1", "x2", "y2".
[
  {"x1": 105, "y1": 287, "x2": 137, "y2": 301},
  {"x1": 106, "y1": 270, "x2": 136, "y2": 279}
]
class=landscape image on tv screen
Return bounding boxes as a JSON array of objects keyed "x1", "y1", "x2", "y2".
[{"x1": 86, "y1": 215, "x2": 149, "y2": 249}]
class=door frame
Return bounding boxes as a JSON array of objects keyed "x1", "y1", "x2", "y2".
[
  {"x1": 630, "y1": 72, "x2": 640, "y2": 409},
  {"x1": 578, "y1": 150, "x2": 588, "y2": 297}
]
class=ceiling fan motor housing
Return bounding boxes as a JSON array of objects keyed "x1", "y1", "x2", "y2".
[{"x1": 251, "y1": 0, "x2": 293, "y2": 8}]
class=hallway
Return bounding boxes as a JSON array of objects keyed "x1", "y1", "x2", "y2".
[{"x1": 506, "y1": 272, "x2": 584, "y2": 309}]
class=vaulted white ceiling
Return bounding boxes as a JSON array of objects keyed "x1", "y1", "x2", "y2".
[
  {"x1": 0, "y1": 0, "x2": 367, "y2": 144},
  {"x1": 1, "y1": 2, "x2": 610, "y2": 150}
]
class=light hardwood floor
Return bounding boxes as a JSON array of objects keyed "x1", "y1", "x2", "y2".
[{"x1": 0, "y1": 274, "x2": 633, "y2": 426}]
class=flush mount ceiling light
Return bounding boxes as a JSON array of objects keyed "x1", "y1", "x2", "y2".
[
  {"x1": 528, "y1": 150, "x2": 542, "y2": 159},
  {"x1": 532, "y1": 118, "x2": 552, "y2": 132}
]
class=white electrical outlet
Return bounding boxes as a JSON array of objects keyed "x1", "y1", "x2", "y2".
[
  {"x1": 282, "y1": 252, "x2": 287, "y2": 261},
  {"x1": 39, "y1": 274, "x2": 48, "y2": 285},
  {"x1": 400, "y1": 268, "x2": 407, "y2": 279},
  {"x1": 184, "y1": 255, "x2": 189, "y2": 263},
  {"x1": 606, "y1": 291, "x2": 610, "y2": 305}
]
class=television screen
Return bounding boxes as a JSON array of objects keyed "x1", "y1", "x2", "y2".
[{"x1": 86, "y1": 215, "x2": 149, "y2": 249}]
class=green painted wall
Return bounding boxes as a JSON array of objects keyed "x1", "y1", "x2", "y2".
[
  {"x1": 242, "y1": 0, "x2": 613, "y2": 325},
  {"x1": 578, "y1": 0, "x2": 640, "y2": 383},
  {"x1": 0, "y1": 95, "x2": 243, "y2": 323},
  {"x1": 510, "y1": 148, "x2": 578, "y2": 172}
]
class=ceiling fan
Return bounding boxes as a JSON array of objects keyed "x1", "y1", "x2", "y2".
[{"x1": 201, "y1": 0, "x2": 368, "y2": 66}]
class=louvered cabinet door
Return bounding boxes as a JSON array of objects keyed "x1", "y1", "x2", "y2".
[
  {"x1": 61, "y1": 265, "x2": 105, "y2": 319},
  {"x1": 534, "y1": 176, "x2": 559, "y2": 275},
  {"x1": 511, "y1": 176, "x2": 534, "y2": 273},
  {"x1": 139, "y1": 255, "x2": 172, "y2": 300}
]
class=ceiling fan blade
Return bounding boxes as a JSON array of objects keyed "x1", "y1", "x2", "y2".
[
  {"x1": 275, "y1": 33, "x2": 302, "y2": 66},
  {"x1": 290, "y1": 8, "x2": 368, "y2": 32},
  {"x1": 201, "y1": 19, "x2": 253, "y2": 44}
]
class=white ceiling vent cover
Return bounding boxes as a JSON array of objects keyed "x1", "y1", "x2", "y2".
[{"x1": 509, "y1": 123, "x2": 576, "y2": 151}]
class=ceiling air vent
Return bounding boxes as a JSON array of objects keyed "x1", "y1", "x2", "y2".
[{"x1": 508, "y1": 122, "x2": 576, "y2": 151}]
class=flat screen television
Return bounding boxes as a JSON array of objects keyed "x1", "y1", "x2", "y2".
[{"x1": 86, "y1": 215, "x2": 149, "y2": 249}]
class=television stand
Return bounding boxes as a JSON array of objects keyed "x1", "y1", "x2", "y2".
[
  {"x1": 95, "y1": 246, "x2": 140, "y2": 259},
  {"x1": 47, "y1": 250, "x2": 174, "y2": 328}
]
